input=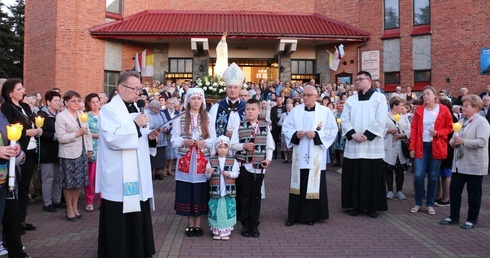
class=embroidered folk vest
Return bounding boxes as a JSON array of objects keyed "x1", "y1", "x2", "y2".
[
  {"x1": 234, "y1": 121, "x2": 268, "y2": 168},
  {"x1": 214, "y1": 99, "x2": 245, "y2": 137},
  {"x1": 208, "y1": 156, "x2": 236, "y2": 198},
  {"x1": 177, "y1": 113, "x2": 210, "y2": 156}
]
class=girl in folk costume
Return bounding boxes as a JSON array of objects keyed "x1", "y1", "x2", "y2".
[
  {"x1": 171, "y1": 87, "x2": 216, "y2": 237},
  {"x1": 206, "y1": 135, "x2": 240, "y2": 240}
]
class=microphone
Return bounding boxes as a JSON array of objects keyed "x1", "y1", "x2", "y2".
[
  {"x1": 136, "y1": 99, "x2": 147, "y2": 128},
  {"x1": 136, "y1": 99, "x2": 146, "y2": 114}
]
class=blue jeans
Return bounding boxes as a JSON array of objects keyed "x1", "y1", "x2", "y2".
[{"x1": 413, "y1": 142, "x2": 441, "y2": 207}]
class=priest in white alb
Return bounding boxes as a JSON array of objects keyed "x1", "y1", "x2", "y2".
[
  {"x1": 96, "y1": 71, "x2": 160, "y2": 258},
  {"x1": 282, "y1": 85, "x2": 337, "y2": 226}
]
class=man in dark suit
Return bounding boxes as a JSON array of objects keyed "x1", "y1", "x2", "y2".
[
  {"x1": 270, "y1": 96, "x2": 286, "y2": 159},
  {"x1": 373, "y1": 80, "x2": 385, "y2": 94},
  {"x1": 479, "y1": 84, "x2": 490, "y2": 99}
]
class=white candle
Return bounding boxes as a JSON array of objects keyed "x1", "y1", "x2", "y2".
[{"x1": 8, "y1": 140, "x2": 16, "y2": 191}]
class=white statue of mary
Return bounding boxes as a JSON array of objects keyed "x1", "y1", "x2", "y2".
[{"x1": 214, "y1": 32, "x2": 228, "y2": 78}]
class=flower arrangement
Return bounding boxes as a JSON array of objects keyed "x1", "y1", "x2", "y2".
[
  {"x1": 196, "y1": 74, "x2": 249, "y2": 98},
  {"x1": 196, "y1": 74, "x2": 226, "y2": 98}
]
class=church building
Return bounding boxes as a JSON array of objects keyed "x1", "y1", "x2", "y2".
[{"x1": 24, "y1": 0, "x2": 489, "y2": 96}]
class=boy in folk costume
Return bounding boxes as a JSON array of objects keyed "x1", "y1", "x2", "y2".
[
  {"x1": 230, "y1": 98, "x2": 274, "y2": 238},
  {"x1": 206, "y1": 135, "x2": 240, "y2": 240}
]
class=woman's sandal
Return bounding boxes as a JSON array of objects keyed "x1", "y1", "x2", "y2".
[
  {"x1": 220, "y1": 236, "x2": 229, "y2": 241},
  {"x1": 427, "y1": 207, "x2": 436, "y2": 215},
  {"x1": 85, "y1": 205, "x2": 94, "y2": 212},
  {"x1": 213, "y1": 235, "x2": 221, "y2": 240},
  {"x1": 460, "y1": 221, "x2": 475, "y2": 229},
  {"x1": 439, "y1": 218, "x2": 458, "y2": 225},
  {"x1": 410, "y1": 206, "x2": 421, "y2": 213},
  {"x1": 185, "y1": 227, "x2": 194, "y2": 237}
]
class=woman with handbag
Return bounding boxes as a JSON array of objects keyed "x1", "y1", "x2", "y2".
[
  {"x1": 383, "y1": 97, "x2": 411, "y2": 200},
  {"x1": 171, "y1": 88, "x2": 215, "y2": 237}
]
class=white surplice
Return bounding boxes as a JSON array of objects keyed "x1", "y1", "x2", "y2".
[
  {"x1": 282, "y1": 103, "x2": 337, "y2": 198},
  {"x1": 341, "y1": 91, "x2": 387, "y2": 159},
  {"x1": 95, "y1": 94, "x2": 155, "y2": 213}
]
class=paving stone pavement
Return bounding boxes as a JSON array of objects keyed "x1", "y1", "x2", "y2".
[{"x1": 20, "y1": 161, "x2": 490, "y2": 257}]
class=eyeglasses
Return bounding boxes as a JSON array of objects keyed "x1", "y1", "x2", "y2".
[
  {"x1": 303, "y1": 93, "x2": 318, "y2": 98},
  {"x1": 239, "y1": 94, "x2": 250, "y2": 97},
  {"x1": 355, "y1": 78, "x2": 369, "y2": 82},
  {"x1": 122, "y1": 84, "x2": 142, "y2": 93},
  {"x1": 462, "y1": 105, "x2": 474, "y2": 109},
  {"x1": 68, "y1": 99, "x2": 83, "y2": 103}
]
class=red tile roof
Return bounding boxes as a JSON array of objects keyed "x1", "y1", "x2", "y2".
[{"x1": 90, "y1": 10, "x2": 369, "y2": 41}]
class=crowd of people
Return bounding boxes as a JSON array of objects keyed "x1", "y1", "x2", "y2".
[{"x1": 0, "y1": 69, "x2": 488, "y2": 257}]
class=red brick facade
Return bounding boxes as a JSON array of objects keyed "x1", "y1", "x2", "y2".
[
  {"x1": 316, "y1": 0, "x2": 489, "y2": 93},
  {"x1": 25, "y1": 0, "x2": 106, "y2": 97},
  {"x1": 24, "y1": 0, "x2": 489, "y2": 97}
]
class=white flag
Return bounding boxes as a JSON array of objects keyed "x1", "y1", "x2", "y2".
[
  {"x1": 338, "y1": 44, "x2": 345, "y2": 58},
  {"x1": 134, "y1": 53, "x2": 141, "y2": 72}
]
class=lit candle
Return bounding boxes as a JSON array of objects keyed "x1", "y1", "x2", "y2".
[
  {"x1": 393, "y1": 114, "x2": 401, "y2": 123},
  {"x1": 336, "y1": 118, "x2": 342, "y2": 124},
  {"x1": 453, "y1": 122, "x2": 462, "y2": 136},
  {"x1": 35, "y1": 116, "x2": 45, "y2": 128},
  {"x1": 80, "y1": 112, "x2": 89, "y2": 123},
  {"x1": 7, "y1": 123, "x2": 23, "y2": 191}
]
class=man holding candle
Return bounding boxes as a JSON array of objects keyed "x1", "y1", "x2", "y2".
[{"x1": 282, "y1": 85, "x2": 337, "y2": 226}]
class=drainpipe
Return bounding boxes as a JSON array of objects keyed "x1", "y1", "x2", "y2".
[{"x1": 357, "y1": 38, "x2": 368, "y2": 73}]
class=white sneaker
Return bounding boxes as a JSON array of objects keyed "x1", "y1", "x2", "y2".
[
  {"x1": 396, "y1": 191, "x2": 406, "y2": 200},
  {"x1": 0, "y1": 244, "x2": 8, "y2": 256},
  {"x1": 386, "y1": 191, "x2": 395, "y2": 199}
]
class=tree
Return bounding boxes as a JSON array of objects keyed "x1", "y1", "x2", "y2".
[{"x1": 0, "y1": 0, "x2": 24, "y2": 79}]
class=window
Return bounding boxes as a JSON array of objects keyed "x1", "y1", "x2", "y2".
[
  {"x1": 414, "y1": 70, "x2": 431, "y2": 82},
  {"x1": 385, "y1": 72, "x2": 400, "y2": 84},
  {"x1": 104, "y1": 70, "x2": 120, "y2": 95},
  {"x1": 169, "y1": 59, "x2": 193, "y2": 73},
  {"x1": 291, "y1": 60, "x2": 314, "y2": 74},
  {"x1": 414, "y1": 0, "x2": 430, "y2": 25},
  {"x1": 384, "y1": 0, "x2": 400, "y2": 29},
  {"x1": 106, "y1": 0, "x2": 122, "y2": 14}
]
